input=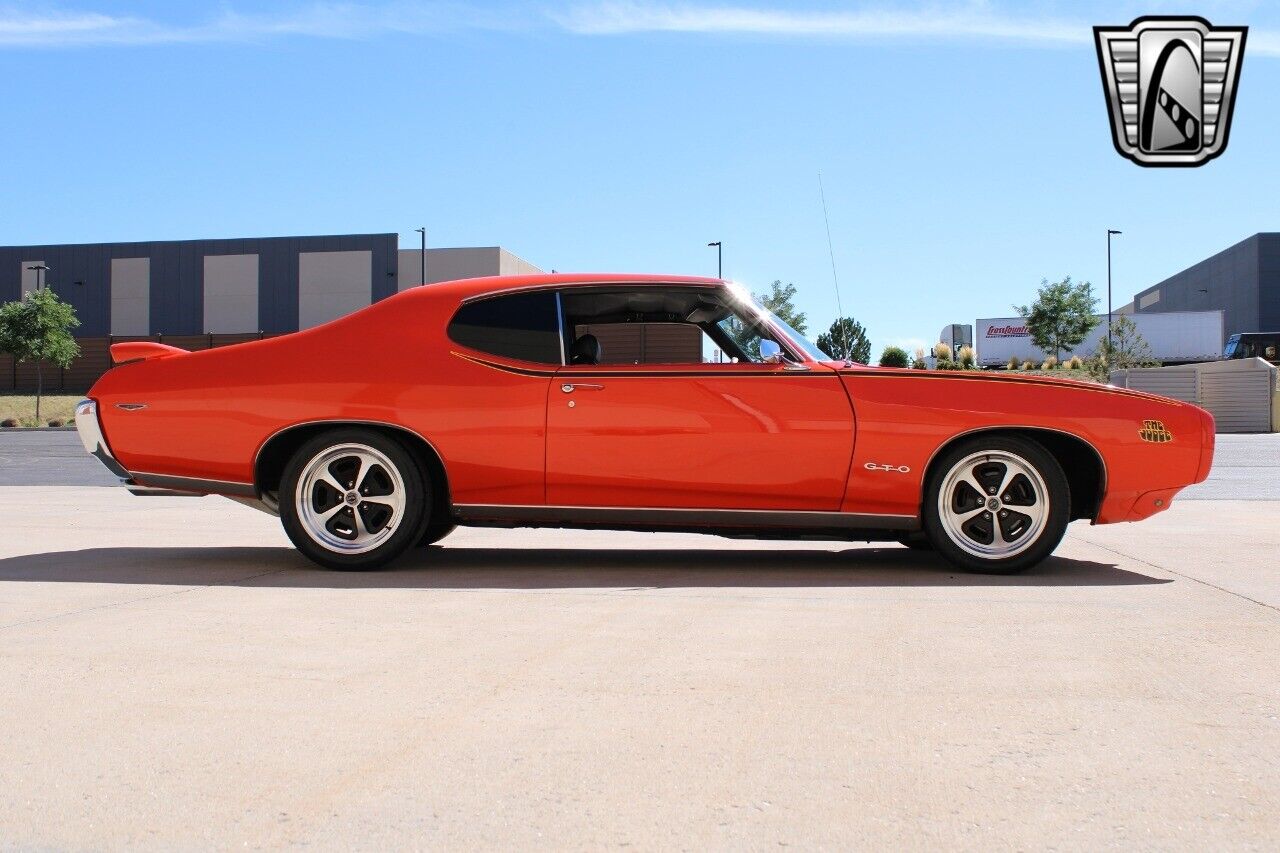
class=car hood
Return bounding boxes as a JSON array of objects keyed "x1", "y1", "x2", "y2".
[{"x1": 831, "y1": 364, "x2": 1185, "y2": 405}]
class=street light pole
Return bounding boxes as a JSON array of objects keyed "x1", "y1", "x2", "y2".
[
  {"x1": 1106, "y1": 230, "x2": 1122, "y2": 349},
  {"x1": 707, "y1": 242, "x2": 722, "y2": 279},
  {"x1": 24, "y1": 264, "x2": 50, "y2": 422},
  {"x1": 414, "y1": 227, "x2": 426, "y2": 286}
]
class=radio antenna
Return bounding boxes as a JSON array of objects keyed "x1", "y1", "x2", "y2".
[{"x1": 818, "y1": 172, "x2": 850, "y2": 363}]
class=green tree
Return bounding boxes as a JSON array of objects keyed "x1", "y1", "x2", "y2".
[
  {"x1": 725, "y1": 280, "x2": 807, "y2": 360},
  {"x1": 0, "y1": 288, "x2": 81, "y2": 423},
  {"x1": 1012, "y1": 276, "x2": 1099, "y2": 361},
  {"x1": 878, "y1": 345, "x2": 910, "y2": 368},
  {"x1": 1086, "y1": 315, "x2": 1160, "y2": 381},
  {"x1": 757, "y1": 280, "x2": 807, "y2": 333},
  {"x1": 816, "y1": 317, "x2": 871, "y2": 363}
]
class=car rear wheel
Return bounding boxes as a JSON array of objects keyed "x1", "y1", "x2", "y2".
[
  {"x1": 922, "y1": 436, "x2": 1069, "y2": 574},
  {"x1": 418, "y1": 521, "x2": 456, "y2": 547},
  {"x1": 280, "y1": 429, "x2": 429, "y2": 570},
  {"x1": 896, "y1": 533, "x2": 934, "y2": 551}
]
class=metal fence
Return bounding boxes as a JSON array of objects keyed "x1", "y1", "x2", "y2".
[{"x1": 1111, "y1": 357, "x2": 1278, "y2": 433}]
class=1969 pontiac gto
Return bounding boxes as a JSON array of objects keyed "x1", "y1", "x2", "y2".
[{"x1": 75, "y1": 273, "x2": 1214, "y2": 573}]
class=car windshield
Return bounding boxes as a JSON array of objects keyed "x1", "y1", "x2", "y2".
[{"x1": 724, "y1": 282, "x2": 832, "y2": 362}]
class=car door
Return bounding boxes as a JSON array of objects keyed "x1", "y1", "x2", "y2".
[{"x1": 545, "y1": 311, "x2": 855, "y2": 511}]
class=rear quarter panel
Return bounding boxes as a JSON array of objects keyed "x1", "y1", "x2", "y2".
[{"x1": 89, "y1": 284, "x2": 551, "y2": 504}]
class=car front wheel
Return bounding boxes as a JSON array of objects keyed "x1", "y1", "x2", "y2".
[
  {"x1": 280, "y1": 429, "x2": 429, "y2": 570},
  {"x1": 922, "y1": 436, "x2": 1069, "y2": 574}
]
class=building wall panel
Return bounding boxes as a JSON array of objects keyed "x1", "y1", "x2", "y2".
[
  {"x1": 1133, "y1": 234, "x2": 1264, "y2": 342},
  {"x1": 110, "y1": 257, "x2": 150, "y2": 335},
  {"x1": 298, "y1": 250, "x2": 372, "y2": 329},
  {"x1": 20, "y1": 260, "x2": 45, "y2": 297},
  {"x1": 203, "y1": 253, "x2": 259, "y2": 333}
]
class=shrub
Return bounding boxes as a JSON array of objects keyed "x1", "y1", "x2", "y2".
[
  {"x1": 0, "y1": 418, "x2": 16, "y2": 428},
  {"x1": 1085, "y1": 353, "x2": 1110, "y2": 382},
  {"x1": 879, "y1": 345, "x2": 910, "y2": 368},
  {"x1": 47, "y1": 418, "x2": 64, "y2": 428},
  {"x1": 1020, "y1": 360, "x2": 1035, "y2": 370},
  {"x1": 933, "y1": 341, "x2": 953, "y2": 361},
  {"x1": 934, "y1": 358, "x2": 960, "y2": 370},
  {"x1": 957, "y1": 344, "x2": 976, "y2": 367},
  {"x1": 912, "y1": 347, "x2": 927, "y2": 369},
  {"x1": 1042, "y1": 355, "x2": 1059, "y2": 370},
  {"x1": 1006, "y1": 355, "x2": 1019, "y2": 370},
  {"x1": 1067, "y1": 355, "x2": 1084, "y2": 370}
]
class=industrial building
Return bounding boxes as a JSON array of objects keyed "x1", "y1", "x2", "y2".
[
  {"x1": 0, "y1": 233, "x2": 540, "y2": 337},
  {"x1": 1133, "y1": 233, "x2": 1280, "y2": 342},
  {"x1": 0, "y1": 233, "x2": 541, "y2": 392}
]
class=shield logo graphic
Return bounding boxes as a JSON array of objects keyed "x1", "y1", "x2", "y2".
[{"x1": 1094, "y1": 17, "x2": 1247, "y2": 167}]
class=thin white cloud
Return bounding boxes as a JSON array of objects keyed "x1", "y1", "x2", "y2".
[
  {"x1": 560, "y1": 1, "x2": 1280, "y2": 56},
  {"x1": 556, "y1": 2, "x2": 1088, "y2": 45},
  {"x1": 0, "y1": 2, "x2": 1276, "y2": 56},
  {"x1": 0, "y1": 2, "x2": 524, "y2": 47}
]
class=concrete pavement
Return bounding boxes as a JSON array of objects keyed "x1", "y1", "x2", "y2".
[{"x1": 0, "y1": 486, "x2": 1276, "y2": 849}]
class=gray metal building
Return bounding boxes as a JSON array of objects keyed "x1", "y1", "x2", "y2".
[
  {"x1": 1133, "y1": 233, "x2": 1280, "y2": 342},
  {"x1": 0, "y1": 234, "x2": 540, "y2": 338}
]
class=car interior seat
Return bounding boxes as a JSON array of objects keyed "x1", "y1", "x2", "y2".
[{"x1": 570, "y1": 334, "x2": 602, "y2": 365}]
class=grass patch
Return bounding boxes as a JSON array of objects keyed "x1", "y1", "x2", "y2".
[
  {"x1": 0, "y1": 394, "x2": 83, "y2": 427},
  {"x1": 1002, "y1": 369, "x2": 1099, "y2": 383}
]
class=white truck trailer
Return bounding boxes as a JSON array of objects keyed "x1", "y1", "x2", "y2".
[{"x1": 975, "y1": 310, "x2": 1224, "y2": 367}]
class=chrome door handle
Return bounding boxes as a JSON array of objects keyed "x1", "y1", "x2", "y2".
[{"x1": 561, "y1": 383, "x2": 605, "y2": 393}]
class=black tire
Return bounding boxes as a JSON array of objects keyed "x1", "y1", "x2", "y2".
[
  {"x1": 418, "y1": 521, "x2": 456, "y2": 547},
  {"x1": 279, "y1": 428, "x2": 430, "y2": 570},
  {"x1": 922, "y1": 435, "x2": 1070, "y2": 574},
  {"x1": 897, "y1": 533, "x2": 934, "y2": 551}
]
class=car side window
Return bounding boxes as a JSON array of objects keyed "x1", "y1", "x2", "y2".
[
  {"x1": 573, "y1": 322, "x2": 712, "y2": 364},
  {"x1": 447, "y1": 291, "x2": 563, "y2": 364}
]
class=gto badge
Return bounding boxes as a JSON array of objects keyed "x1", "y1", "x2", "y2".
[
  {"x1": 1139, "y1": 420, "x2": 1173, "y2": 443},
  {"x1": 865, "y1": 462, "x2": 911, "y2": 474},
  {"x1": 1094, "y1": 16, "x2": 1247, "y2": 167}
]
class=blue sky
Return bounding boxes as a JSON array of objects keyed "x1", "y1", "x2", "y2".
[{"x1": 1, "y1": 0, "x2": 1277, "y2": 357}]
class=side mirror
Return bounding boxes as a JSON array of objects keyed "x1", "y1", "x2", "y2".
[{"x1": 759, "y1": 339, "x2": 782, "y2": 361}]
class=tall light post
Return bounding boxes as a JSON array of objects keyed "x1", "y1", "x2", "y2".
[
  {"x1": 1107, "y1": 229, "x2": 1122, "y2": 348},
  {"x1": 707, "y1": 241, "x2": 722, "y2": 279},
  {"x1": 414, "y1": 227, "x2": 426, "y2": 286},
  {"x1": 24, "y1": 264, "x2": 51, "y2": 419},
  {"x1": 26, "y1": 263, "x2": 49, "y2": 294}
]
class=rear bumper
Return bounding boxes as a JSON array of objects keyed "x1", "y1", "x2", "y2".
[
  {"x1": 75, "y1": 399, "x2": 202, "y2": 496},
  {"x1": 74, "y1": 399, "x2": 130, "y2": 481}
]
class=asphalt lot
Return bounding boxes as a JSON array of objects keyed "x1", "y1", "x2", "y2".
[{"x1": 0, "y1": 432, "x2": 1277, "y2": 848}]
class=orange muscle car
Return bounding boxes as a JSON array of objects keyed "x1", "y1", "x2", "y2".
[{"x1": 76, "y1": 274, "x2": 1215, "y2": 573}]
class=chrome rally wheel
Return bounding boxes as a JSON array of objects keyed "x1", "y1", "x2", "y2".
[
  {"x1": 938, "y1": 450, "x2": 1048, "y2": 559},
  {"x1": 297, "y1": 444, "x2": 406, "y2": 555},
  {"x1": 923, "y1": 436, "x2": 1069, "y2": 574},
  {"x1": 280, "y1": 429, "x2": 428, "y2": 571}
]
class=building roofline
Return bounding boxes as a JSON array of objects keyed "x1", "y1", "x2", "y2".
[
  {"x1": 0, "y1": 233, "x2": 397, "y2": 251},
  {"x1": 1133, "y1": 232, "x2": 1278, "y2": 298}
]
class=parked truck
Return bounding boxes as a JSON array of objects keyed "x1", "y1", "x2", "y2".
[{"x1": 975, "y1": 310, "x2": 1224, "y2": 367}]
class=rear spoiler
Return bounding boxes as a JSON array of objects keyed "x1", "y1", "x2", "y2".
[{"x1": 110, "y1": 341, "x2": 189, "y2": 365}]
